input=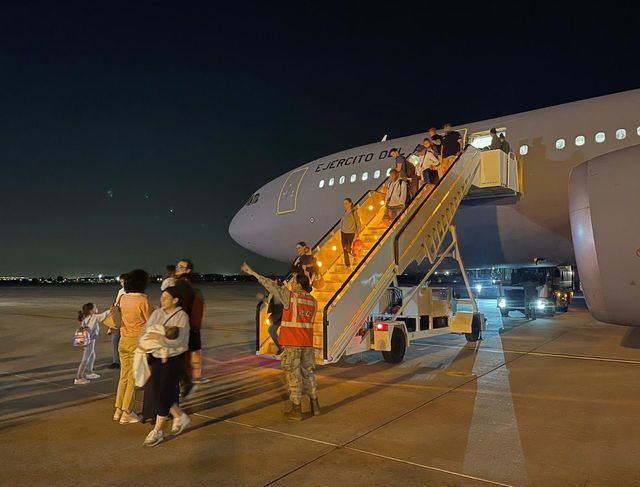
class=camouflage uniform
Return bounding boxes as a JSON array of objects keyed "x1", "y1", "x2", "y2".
[{"x1": 281, "y1": 346, "x2": 317, "y2": 405}]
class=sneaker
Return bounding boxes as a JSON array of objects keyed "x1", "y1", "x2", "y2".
[
  {"x1": 108, "y1": 363, "x2": 120, "y2": 369},
  {"x1": 192, "y1": 377, "x2": 209, "y2": 384},
  {"x1": 113, "y1": 409, "x2": 123, "y2": 422},
  {"x1": 119, "y1": 411, "x2": 141, "y2": 425},
  {"x1": 74, "y1": 378, "x2": 90, "y2": 385},
  {"x1": 143, "y1": 429, "x2": 164, "y2": 447},
  {"x1": 85, "y1": 373, "x2": 101, "y2": 380},
  {"x1": 170, "y1": 413, "x2": 191, "y2": 436}
]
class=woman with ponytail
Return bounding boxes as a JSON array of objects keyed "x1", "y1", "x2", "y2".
[{"x1": 74, "y1": 303, "x2": 110, "y2": 385}]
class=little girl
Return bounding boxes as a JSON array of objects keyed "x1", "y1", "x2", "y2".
[{"x1": 75, "y1": 303, "x2": 110, "y2": 385}]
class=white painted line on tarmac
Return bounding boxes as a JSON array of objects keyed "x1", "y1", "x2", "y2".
[
  {"x1": 193, "y1": 411, "x2": 513, "y2": 486},
  {"x1": 192, "y1": 411, "x2": 338, "y2": 447},
  {"x1": 347, "y1": 447, "x2": 514, "y2": 487},
  {"x1": 414, "y1": 343, "x2": 640, "y2": 365},
  {"x1": 0, "y1": 370, "x2": 112, "y2": 398}
]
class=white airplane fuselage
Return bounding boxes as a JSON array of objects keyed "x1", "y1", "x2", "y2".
[{"x1": 229, "y1": 89, "x2": 640, "y2": 326}]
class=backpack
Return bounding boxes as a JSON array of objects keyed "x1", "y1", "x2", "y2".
[{"x1": 74, "y1": 325, "x2": 91, "y2": 347}]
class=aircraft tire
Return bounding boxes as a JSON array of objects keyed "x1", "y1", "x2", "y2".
[{"x1": 382, "y1": 328, "x2": 406, "y2": 363}]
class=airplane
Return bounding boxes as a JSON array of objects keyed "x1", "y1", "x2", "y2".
[{"x1": 229, "y1": 88, "x2": 640, "y2": 327}]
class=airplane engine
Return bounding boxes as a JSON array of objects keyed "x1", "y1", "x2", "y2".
[{"x1": 568, "y1": 145, "x2": 640, "y2": 326}]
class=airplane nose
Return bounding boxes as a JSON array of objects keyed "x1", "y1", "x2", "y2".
[
  {"x1": 228, "y1": 210, "x2": 248, "y2": 247},
  {"x1": 229, "y1": 204, "x2": 263, "y2": 250}
]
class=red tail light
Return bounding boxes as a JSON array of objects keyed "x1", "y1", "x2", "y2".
[{"x1": 375, "y1": 323, "x2": 388, "y2": 331}]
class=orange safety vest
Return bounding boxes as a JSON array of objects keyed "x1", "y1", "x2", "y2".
[{"x1": 279, "y1": 291, "x2": 317, "y2": 347}]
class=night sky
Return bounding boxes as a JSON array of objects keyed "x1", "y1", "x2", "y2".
[{"x1": 2, "y1": 2, "x2": 639, "y2": 277}]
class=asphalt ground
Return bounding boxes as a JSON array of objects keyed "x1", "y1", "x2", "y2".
[{"x1": 1, "y1": 284, "x2": 640, "y2": 486}]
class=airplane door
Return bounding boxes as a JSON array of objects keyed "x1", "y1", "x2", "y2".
[{"x1": 277, "y1": 167, "x2": 308, "y2": 214}]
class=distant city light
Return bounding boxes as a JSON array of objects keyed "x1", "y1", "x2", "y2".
[{"x1": 106, "y1": 190, "x2": 114, "y2": 198}]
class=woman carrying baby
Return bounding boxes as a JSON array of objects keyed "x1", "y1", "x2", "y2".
[{"x1": 137, "y1": 286, "x2": 191, "y2": 447}]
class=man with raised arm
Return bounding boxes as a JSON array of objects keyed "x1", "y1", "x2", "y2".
[{"x1": 241, "y1": 262, "x2": 320, "y2": 420}]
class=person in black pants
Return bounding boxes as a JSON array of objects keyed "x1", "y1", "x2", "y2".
[{"x1": 340, "y1": 198, "x2": 361, "y2": 269}]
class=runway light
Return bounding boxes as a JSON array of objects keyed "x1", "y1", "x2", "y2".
[
  {"x1": 317, "y1": 261, "x2": 323, "y2": 267},
  {"x1": 537, "y1": 299, "x2": 545, "y2": 310},
  {"x1": 475, "y1": 284, "x2": 482, "y2": 293},
  {"x1": 331, "y1": 245, "x2": 337, "y2": 251},
  {"x1": 380, "y1": 200, "x2": 385, "y2": 205},
  {"x1": 375, "y1": 322, "x2": 388, "y2": 331},
  {"x1": 498, "y1": 298, "x2": 506, "y2": 308},
  {"x1": 368, "y1": 205, "x2": 374, "y2": 210}
]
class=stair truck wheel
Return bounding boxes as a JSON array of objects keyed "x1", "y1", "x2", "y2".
[
  {"x1": 465, "y1": 314, "x2": 483, "y2": 342},
  {"x1": 382, "y1": 328, "x2": 407, "y2": 363}
]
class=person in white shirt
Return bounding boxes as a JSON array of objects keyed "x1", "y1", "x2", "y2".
[
  {"x1": 160, "y1": 265, "x2": 177, "y2": 291},
  {"x1": 108, "y1": 274, "x2": 127, "y2": 369},
  {"x1": 74, "y1": 303, "x2": 111, "y2": 384},
  {"x1": 138, "y1": 287, "x2": 191, "y2": 447},
  {"x1": 416, "y1": 139, "x2": 441, "y2": 185},
  {"x1": 383, "y1": 169, "x2": 407, "y2": 225}
]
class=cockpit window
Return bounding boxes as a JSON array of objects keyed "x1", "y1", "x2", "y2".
[{"x1": 245, "y1": 193, "x2": 260, "y2": 206}]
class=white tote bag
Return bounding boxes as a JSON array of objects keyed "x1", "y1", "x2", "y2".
[{"x1": 133, "y1": 349, "x2": 151, "y2": 388}]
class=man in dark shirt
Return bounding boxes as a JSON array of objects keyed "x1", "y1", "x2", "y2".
[
  {"x1": 174, "y1": 258, "x2": 207, "y2": 388},
  {"x1": 291, "y1": 241, "x2": 308, "y2": 274},
  {"x1": 489, "y1": 127, "x2": 502, "y2": 150},
  {"x1": 428, "y1": 128, "x2": 443, "y2": 157},
  {"x1": 389, "y1": 148, "x2": 407, "y2": 174},
  {"x1": 500, "y1": 133, "x2": 511, "y2": 154},
  {"x1": 441, "y1": 123, "x2": 462, "y2": 171}
]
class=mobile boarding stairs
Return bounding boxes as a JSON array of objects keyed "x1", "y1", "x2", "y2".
[{"x1": 257, "y1": 147, "x2": 520, "y2": 364}]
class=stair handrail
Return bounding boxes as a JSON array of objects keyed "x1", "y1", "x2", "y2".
[
  {"x1": 320, "y1": 148, "x2": 468, "y2": 360},
  {"x1": 310, "y1": 177, "x2": 389, "y2": 254}
]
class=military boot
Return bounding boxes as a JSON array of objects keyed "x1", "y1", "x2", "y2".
[
  {"x1": 285, "y1": 403, "x2": 303, "y2": 421},
  {"x1": 310, "y1": 397, "x2": 322, "y2": 416}
]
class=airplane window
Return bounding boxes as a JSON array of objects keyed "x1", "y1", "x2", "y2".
[
  {"x1": 374, "y1": 170, "x2": 381, "y2": 179},
  {"x1": 252, "y1": 193, "x2": 260, "y2": 204},
  {"x1": 318, "y1": 180, "x2": 325, "y2": 189},
  {"x1": 595, "y1": 132, "x2": 605, "y2": 143},
  {"x1": 616, "y1": 129, "x2": 626, "y2": 140},
  {"x1": 362, "y1": 172, "x2": 368, "y2": 181},
  {"x1": 339, "y1": 176, "x2": 345, "y2": 185},
  {"x1": 519, "y1": 145, "x2": 529, "y2": 155},
  {"x1": 555, "y1": 138, "x2": 566, "y2": 150},
  {"x1": 575, "y1": 135, "x2": 585, "y2": 146},
  {"x1": 350, "y1": 174, "x2": 357, "y2": 183},
  {"x1": 637, "y1": 126, "x2": 640, "y2": 136},
  {"x1": 386, "y1": 168, "x2": 392, "y2": 176},
  {"x1": 328, "y1": 178, "x2": 335, "y2": 186}
]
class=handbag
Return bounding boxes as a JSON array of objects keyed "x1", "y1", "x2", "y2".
[
  {"x1": 73, "y1": 326, "x2": 91, "y2": 347},
  {"x1": 313, "y1": 273, "x2": 326, "y2": 290},
  {"x1": 352, "y1": 238, "x2": 364, "y2": 256},
  {"x1": 104, "y1": 295, "x2": 123, "y2": 329}
]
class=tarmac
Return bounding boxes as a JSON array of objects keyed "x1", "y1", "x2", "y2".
[{"x1": 1, "y1": 284, "x2": 640, "y2": 486}]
